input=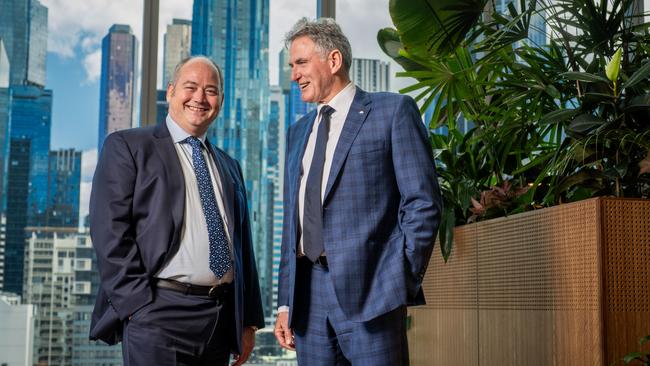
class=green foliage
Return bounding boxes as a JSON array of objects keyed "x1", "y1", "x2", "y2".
[
  {"x1": 617, "y1": 334, "x2": 650, "y2": 366},
  {"x1": 378, "y1": 0, "x2": 650, "y2": 258}
]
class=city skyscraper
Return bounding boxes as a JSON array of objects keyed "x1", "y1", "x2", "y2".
[
  {"x1": 163, "y1": 18, "x2": 192, "y2": 87},
  {"x1": 46, "y1": 149, "x2": 81, "y2": 228},
  {"x1": 191, "y1": 0, "x2": 271, "y2": 319},
  {"x1": 97, "y1": 24, "x2": 138, "y2": 151},
  {"x1": 4, "y1": 85, "x2": 52, "y2": 295},
  {"x1": 0, "y1": 0, "x2": 48, "y2": 87},
  {"x1": 0, "y1": 39, "x2": 10, "y2": 210},
  {"x1": 23, "y1": 227, "x2": 79, "y2": 366},
  {"x1": 350, "y1": 58, "x2": 390, "y2": 92},
  {"x1": 278, "y1": 48, "x2": 292, "y2": 93}
]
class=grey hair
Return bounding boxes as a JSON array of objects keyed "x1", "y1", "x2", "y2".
[
  {"x1": 284, "y1": 17, "x2": 352, "y2": 74},
  {"x1": 169, "y1": 55, "x2": 224, "y2": 95}
]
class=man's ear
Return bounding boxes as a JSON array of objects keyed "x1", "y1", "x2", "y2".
[
  {"x1": 166, "y1": 83, "x2": 174, "y2": 102},
  {"x1": 328, "y1": 49, "x2": 343, "y2": 75}
]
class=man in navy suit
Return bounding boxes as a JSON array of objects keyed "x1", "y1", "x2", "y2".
[
  {"x1": 89, "y1": 56, "x2": 264, "y2": 366},
  {"x1": 274, "y1": 18, "x2": 442, "y2": 365}
]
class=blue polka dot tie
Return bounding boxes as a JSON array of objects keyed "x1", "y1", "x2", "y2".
[{"x1": 185, "y1": 136, "x2": 231, "y2": 279}]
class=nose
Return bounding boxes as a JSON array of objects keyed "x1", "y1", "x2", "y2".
[{"x1": 193, "y1": 88, "x2": 206, "y2": 102}]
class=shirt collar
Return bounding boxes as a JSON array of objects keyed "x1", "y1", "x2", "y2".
[
  {"x1": 165, "y1": 114, "x2": 208, "y2": 145},
  {"x1": 317, "y1": 82, "x2": 356, "y2": 117}
]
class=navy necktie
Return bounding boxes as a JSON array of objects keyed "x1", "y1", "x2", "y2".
[
  {"x1": 185, "y1": 136, "x2": 231, "y2": 278},
  {"x1": 303, "y1": 105, "x2": 335, "y2": 262}
]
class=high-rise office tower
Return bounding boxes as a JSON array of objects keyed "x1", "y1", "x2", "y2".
[
  {"x1": 23, "y1": 227, "x2": 79, "y2": 366},
  {"x1": 0, "y1": 39, "x2": 10, "y2": 210},
  {"x1": 47, "y1": 149, "x2": 81, "y2": 228},
  {"x1": 4, "y1": 85, "x2": 52, "y2": 295},
  {"x1": 278, "y1": 48, "x2": 292, "y2": 94},
  {"x1": 0, "y1": 0, "x2": 48, "y2": 87},
  {"x1": 287, "y1": 81, "x2": 313, "y2": 128},
  {"x1": 163, "y1": 19, "x2": 192, "y2": 87},
  {"x1": 0, "y1": 215, "x2": 5, "y2": 289},
  {"x1": 350, "y1": 58, "x2": 390, "y2": 93},
  {"x1": 191, "y1": 0, "x2": 269, "y2": 172},
  {"x1": 191, "y1": 0, "x2": 271, "y2": 318},
  {"x1": 267, "y1": 86, "x2": 285, "y2": 322},
  {"x1": 71, "y1": 229, "x2": 122, "y2": 366},
  {"x1": 97, "y1": 24, "x2": 138, "y2": 151}
]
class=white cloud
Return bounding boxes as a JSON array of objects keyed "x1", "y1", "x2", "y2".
[
  {"x1": 41, "y1": 0, "x2": 144, "y2": 83},
  {"x1": 81, "y1": 148, "x2": 97, "y2": 182},
  {"x1": 79, "y1": 148, "x2": 97, "y2": 228},
  {"x1": 82, "y1": 50, "x2": 102, "y2": 83}
]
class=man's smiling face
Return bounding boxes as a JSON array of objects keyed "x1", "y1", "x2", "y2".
[
  {"x1": 289, "y1": 35, "x2": 337, "y2": 104},
  {"x1": 167, "y1": 58, "x2": 223, "y2": 136}
]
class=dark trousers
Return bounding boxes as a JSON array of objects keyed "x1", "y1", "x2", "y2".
[
  {"x1": 121, "y1": 286, "x2": 234, "y2": 366},
  {"x1": 293, "y1": 258, "x2": 409, "y2": 366}
]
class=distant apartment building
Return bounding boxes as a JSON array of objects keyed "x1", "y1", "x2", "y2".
[
  {"x1": 23, "y1": 227, "x2": 79, "y2": 366},
  {"x1": 350, "y1": 58, "x2": 390, "y2": 93},
  {"x1": 0, "y1": 292, "x2": 35, "y2": 366},
  {"x1": 97, "y1": 24, "x2": 138, "y2": 151}
]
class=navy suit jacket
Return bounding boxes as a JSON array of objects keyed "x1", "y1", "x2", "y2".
[
  {"x1": 88, "y1": 123, "x2": 265, "y2": 353},
  {"x1": 278, "y1": 88, "x2": 442, "y2": 324}
]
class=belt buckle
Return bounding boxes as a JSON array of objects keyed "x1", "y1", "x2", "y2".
[{"x1": 208, "y1": 285, "x2": 218, "y2": 298}]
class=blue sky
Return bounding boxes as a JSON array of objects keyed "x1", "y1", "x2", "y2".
[
  {"x1": 40, "y1": 0, "x2": 402, "y2": 220},
  {"x1": 46, "y1": 52, "x2": 99, "y2": 151},
  {"x1": 41, "y1": 0, "x2": 402, "y2": 151}
]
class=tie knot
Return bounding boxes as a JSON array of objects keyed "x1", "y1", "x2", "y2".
[
  {"x1": 320, "y1": 105, "x2": 335, "y2": 119},
  {"x1": 185, "y1": 136, "x2": 202, "y2": 150}
]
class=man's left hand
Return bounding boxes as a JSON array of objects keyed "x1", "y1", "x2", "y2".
[{"x1": 231, "y1": 326, "x2": 256, "y2": 366}]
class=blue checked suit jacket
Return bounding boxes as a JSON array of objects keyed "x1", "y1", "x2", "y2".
[{"x1": 278, "y1": 88, "x2": 442, "y2": 324}]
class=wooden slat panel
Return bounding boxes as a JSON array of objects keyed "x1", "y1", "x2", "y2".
[{"x1": 602, "y1": 199, "x2": 650, "y2": 364}]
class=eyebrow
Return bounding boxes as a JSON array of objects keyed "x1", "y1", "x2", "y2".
[
  {"x1": 289, "y1": 57, "x2": 309, "y2": 67},
  {"x1": 181, "y1": 81, "x2": 218, "y2": 89}
]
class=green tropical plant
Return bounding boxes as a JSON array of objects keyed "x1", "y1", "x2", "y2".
[
  {"x1": 378, "y1": 0, "x2": 650, "y2": 260},
  {"x1": 618, "y1": 334, "x2": 650, "y2": 365}
]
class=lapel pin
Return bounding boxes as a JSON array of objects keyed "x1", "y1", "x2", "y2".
[{"x1": 359, "y1": 110, "x2": 364, "y2": 114}]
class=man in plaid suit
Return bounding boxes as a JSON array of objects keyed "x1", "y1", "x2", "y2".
[{"x1": 274, "y1": 17, "x2": 442, "y2": 365}]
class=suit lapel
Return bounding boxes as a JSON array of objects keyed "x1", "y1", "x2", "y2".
[
  {"x1": 153, "y1": 124, "x2": 185, "y2": 247},
  {"x1": 206, "y1": 142, "x2": 236, "y2": 245},
  {"x1": 324, "y1": 89, "x2": 371, "y2": 201},
  {"x1": 292, "y1": 109, "x2": 318, "y2": 202}
]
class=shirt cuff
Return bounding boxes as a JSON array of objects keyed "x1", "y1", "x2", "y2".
[{"x1": 277, "y1": 306, "x2": 290, "y2": 313}]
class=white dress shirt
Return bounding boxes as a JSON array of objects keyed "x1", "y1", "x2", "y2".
[
  {"x1": 298, "y1": 82, "x2": 356, "y2": 255},
  {"x1": 155, "y1": 115, "x2": 234, "y2": 286}
]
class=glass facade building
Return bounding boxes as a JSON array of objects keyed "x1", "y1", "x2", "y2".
[
  {"x1": 191, "y1": 0, "x2": 271, "y2": 322},
  {"x1": 47, "y1": 149, "x2": 81, "y2": 228},
  {"x1": 97, "y1": 24, "x2": 138, "y2": 152},
  {"x1": 0, "y1": 0, "x2": 47, "y2": 87},
  {"x1": 4, "y1": 85, "x2": 52, "y2": 295}
]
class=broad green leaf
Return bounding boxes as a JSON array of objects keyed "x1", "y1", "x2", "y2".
[
  {"x1": 623, "y1": 352, "x2": 646, "y2": 364},
  {"x1": 606, "y1": 48, "x2": 622, "y2": 82},
  {"x1": 622, "y1": 61, "x2": 650, "y2": 90},
  {"x1": 541, "y1": 108, "x2": 580, "y2": 124},
  {"x1": 625, "y1": 94, "x2": 650, "y2": 112},
  {"x1": 567, "y1": 114, "x2": 606, "y2": 135},
  {"x1": 388, "y1": 0, "x2": 487, "y2": 58},
  {"x1": 561, "y1": 72, "x2": 610, "y2": 84}
]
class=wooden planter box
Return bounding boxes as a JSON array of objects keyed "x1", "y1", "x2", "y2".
[{"x1": 408, "y1": 197, "x2": 650, "y2": 366}]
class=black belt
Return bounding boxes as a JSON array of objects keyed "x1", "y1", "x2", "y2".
[
  {"x1": 155, "y1": 278, "x2": 232, "y2": 300},
  {"x1": 300, "y1": 255, "x2": 328, "y2": 267}
]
